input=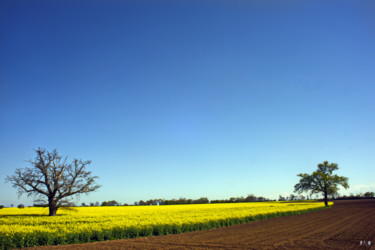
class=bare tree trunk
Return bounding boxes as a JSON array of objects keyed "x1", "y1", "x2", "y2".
[
  {"x1": 49, "y1": 206, "x2": 58, "y2": 216},
  {"x1": 324, "y1": 191, "x2": 328, "y2": 207},
  {"x1": 49, "y1": 198, "x2": 58, "y2": 216}
]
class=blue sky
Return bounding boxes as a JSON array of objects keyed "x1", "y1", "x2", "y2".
[{"x1": 1, "y1": 1, "x2": 374, "y2": 206}]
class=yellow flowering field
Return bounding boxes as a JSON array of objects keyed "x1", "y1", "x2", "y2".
[{"x1": 0, "y1": 202, "x2": 331, "y2": 249}]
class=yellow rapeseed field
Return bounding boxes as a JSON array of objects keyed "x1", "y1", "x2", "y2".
[{"x1": 0, "y1": 202, "x2": 331, "y2": 249}]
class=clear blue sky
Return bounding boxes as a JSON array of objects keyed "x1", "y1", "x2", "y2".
[{"x1": 1, "y1": 1, "x2": 374, "y2": 206}]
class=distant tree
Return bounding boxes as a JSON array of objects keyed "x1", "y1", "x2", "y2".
[
  {"x1": 294, "y1": 161, "x2": 349, "y2": 206},
  {"x1": 364, "y1": 192, "x2": 374, "y2": 198},
  {"x1": 0, "y1": 205, "x2": 4, "y2": 209},
  {"x1": 107, "y1": 200, "x2": 119, "y2": 206},
  {"x1": 330, "y1": 192, "x2": 339, "y2": 199},
  {"x1": 33, "y1": 203, "x2": 47, "y2": 207},
  {"x1": 257, "y1": 196, "x2": 265, "y2": 202},
  {"x1": 101, "y1": 201, "x2": 108, "y2": 206},
  {"x1": 246, "y1": 194, "x2": 257, "y2": 202},
  {"x1": 89, "y1": 202, "x2": 95, "y2": 206},
  {"x1": 95, "y1": 201, "x2": 100, "y2": 206},
  {"x1": 11, "y1": 204, "x2": 14, "y2": 207},
  {"x1": 289, "y1": 194, "x2": 296, "y2": 201},
  {"x1": 278, "y1": 195, "x2": 285, "y2": 201},
  {"x1": 229, "y1": 197, "x2": 237, "y2": 203},
  {"x1": 6, "y1": 148, "x2": 101, "y2": 216},
  {"x1": 195, "y1": 197, "x2": 209, "y2": 204},
  {"x1": 81, "y1": 203, "x2": 86, "y2": 207},
  {"x1": 304, "y1": 191, "x2": 311, "y2": 200},
  {"x1": 17, "y1": 204, "x2": 25, "y2": 209}
]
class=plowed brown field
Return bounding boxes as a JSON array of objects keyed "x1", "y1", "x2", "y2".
[{"x1": 29, "y1": 200, "x2": 375, "y2": 249}]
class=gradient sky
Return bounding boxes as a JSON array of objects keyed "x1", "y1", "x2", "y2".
[{"x1": 1, "y1": 1, "x2": 374, "y2": 206}]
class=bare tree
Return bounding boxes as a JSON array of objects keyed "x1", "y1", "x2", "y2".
[{"x1": 6, "y1": 148, "x2": 101, "y2": 216}]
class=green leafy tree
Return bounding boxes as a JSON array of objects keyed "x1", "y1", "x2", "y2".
[
  {"x1": 107, "y1": 200, "x2": 119, "y2": 206},
  {"x1": 294, "y1": 161, "x2": 349, "y2": 206},
  {"x1": 364, "y1": 192, "x2": 374, "y2": 198}
]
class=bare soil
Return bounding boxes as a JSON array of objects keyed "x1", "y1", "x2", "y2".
[{"x1": 29, "y1": 200, "x2": 375, "y2": 249}]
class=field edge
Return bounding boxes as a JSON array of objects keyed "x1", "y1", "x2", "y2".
[{"x1": 0, "y1": 203, "x2": 332, "y2": 250}]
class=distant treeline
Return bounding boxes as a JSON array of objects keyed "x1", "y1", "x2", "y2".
[
  {"x1": 332, "y1": 192, "x2": 375, "y2": 200},
  {"x1": 211, "y1": 194, "x2": 271, "y2": 203},
  {"x1": 133, "y1": 195, "x2": 272, "y2": 206},
  {"x1": 15, "y1": 191, "x2": 372, "y2": 208},
  {"x1": 280, "y1": 191, "x2": 375, "y2": 202},
  {"x1": 87, "y1": 195, "x2": 272, "y2": 207},
  {"x1": 134, "y1": 197, "x2": 210, "y2": 206}
]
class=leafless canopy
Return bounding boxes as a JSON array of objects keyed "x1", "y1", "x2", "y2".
[{"x1": 6, "y1": 148, "x2": 101, "y2": 215}]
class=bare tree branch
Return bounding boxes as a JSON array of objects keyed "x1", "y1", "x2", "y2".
[{"x1": 6, "y1": 147, "x2": 101, "y2": 216}]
